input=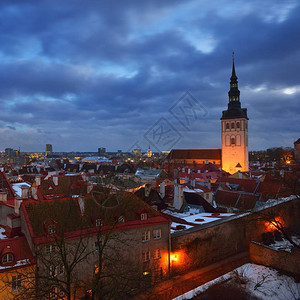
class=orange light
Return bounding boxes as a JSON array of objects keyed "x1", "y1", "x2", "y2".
[
  {"x1": 286, "y1": 160, "x2": 291, "y2": 164},
  {"x1": 170, "y1": 254, "x2": 178, "y2": 262},
  {"x1": 264, "y1": 217, "x2": 283, "y2": 232}
]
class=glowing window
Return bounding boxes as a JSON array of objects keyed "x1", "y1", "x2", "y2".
[{"x1": 153, "y1": 249, "x2": 161, "y2": 260}]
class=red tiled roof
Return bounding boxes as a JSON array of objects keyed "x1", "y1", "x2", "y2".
[
  {"x1": 22, "y1": 191, "x2": 169, "y2": 245},
  {"x1": 216, "y1": 177, "x2": 259, "y2": 193},
  {"x1": 0, "y1": 234, "x2": 35, "y2": 273},
  {"x1": 167, "y1": 149, "x2": 221, "y2": 160},
  {"x1": 215, "y1": 190, "x2": 260, "y2": 210}
]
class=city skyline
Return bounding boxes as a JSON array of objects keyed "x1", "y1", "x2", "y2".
[{"x1": 0, "y1": 1, "x2": 299, "y2": 152}]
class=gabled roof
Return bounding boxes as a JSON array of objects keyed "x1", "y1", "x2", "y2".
[
  {"x1": 22, "y1": 190, "x2": 169, "y2": 244},
  {"x1": 183, "y1": 192, "x2": 216, "y2": 212},
  {"x1": 294, "y1": 138, "x2": 300, "y2": 145},
  {"x1": 215, "y1": 190, "x2": 260, "y2": 210},
  {"x1": 166, "y1": 149, "x2": 221, "y2": 160}
]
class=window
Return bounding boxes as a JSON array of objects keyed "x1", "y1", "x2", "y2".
[
  {"x1": 206, "y1": 193, "x2": 209, "y2": 200},
  {"x1": 153, "y1": 249, "x2": 161, "y2": 260},
  {"x1": 231, "y1": 137, "x2": 235, "y2": 145},
  {"x1": 12, "y1": 275, "x2": 22, "y2": 292},
  {"x1": 49, "y1": 265, "x2": 64, "y2": 277},
  {"x1": 141, "y1": 213, "x2": 147, "y2": 221},
  {"x1": 46, "y1": 244, "x2": 56, "y2": 255},
  {"x1": 142, "y1": 231, "x2": 150, "y2": 242},
  {"x1": 213, "y1": 161, "x2": 215, "y2": 164},
  {"x1": 94, "y1": 240, "x2": 102, "y2": 252},
  {"x1": 118, "y1": 216, "x2": 125, "y2": 223},
  {"x1": 153, "y1": 229, "x2": 161, "y2": 240},
  {"x1": 50, "y1": 287, "x2": 64, "y2": 300},
  {"x1": 142, "y1": 251, "x2": 150, "y2": 262},
  {"x1": 48, "y1": 224, "x2": 56, "y2": 234},
  {"x1": 236, "y1": 122, "x2": 240, "y2": 129},
  {"x1": 226, "y1": 123, "x2": 229, "y2": 130},
  {"x1": 96, "y1": 219, "x2": 102, "y2": 227},
  {"x1": 231, "y1": 122, "x2": 235, "y2": 129},
  {"x1": 2, "y1": 253, "x2": 13, "y2": 264}
]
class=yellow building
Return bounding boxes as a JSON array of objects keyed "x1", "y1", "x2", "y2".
[{"x1": 221, "y1": 56, "x2": 249, "y2": 173}]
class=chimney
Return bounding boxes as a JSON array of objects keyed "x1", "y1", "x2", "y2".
[
  {"x1": 145, "y1": 184, "x2": 151, "y2": 197},
  {"x1": 52, "y1": 175, "x2": 58, "y2": 186},
  {"x1": 159, "y1": 181, "x2": 165, "y2": 198},
  {"x1": 21, "y1": 185, "x2": 29, "y2": 199},
  {"x1": 6, "y1": 214, "x2": 21, "y2": 238},
  {"x1": 35, "y1": 176, "x2": 41, "y2": 186},
  {"x1": 173, "y1": 184, "x2": 183, "y2": 210},
  {"x1": 77, "y1": 196, "x2": 85, "y2": 216},
  {"x1": 0, "y1": 191, "x2": 7, "y2": 203},
  {"x1": 14, "y1": 199, "x2": 22, "y2": 215}
]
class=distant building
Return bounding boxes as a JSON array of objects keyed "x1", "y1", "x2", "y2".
[
  {"x1": 147, "y1": 146, "x2": 152, "y2": 158},
  {"x1": 98, "y1": 147, "x2": 106, "y2": 156},
  {"x1": 45, "y1": 144, "x2": 52, "y2": 156}
]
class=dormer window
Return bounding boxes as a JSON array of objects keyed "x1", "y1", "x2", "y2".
[
  {"x1": 141, "y1": 213, "x2": 148, "y2": 221},
  {"x1": 2, "y1": 253, "x2": 14, "y2": 264},
  {"x1": 48, "y1": 224, "x2": 56, "y2": 234},
  {"x1": 96, "y1": 219, "x2": 102, "y2": 227},
  {"x1": 118, "y1": 216, "x2": 125, "y2": 223}
]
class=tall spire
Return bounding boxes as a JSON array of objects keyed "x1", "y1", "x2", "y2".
[
  {"x1": 231, "y1": 52, "x2": 237, "y2": 81},
  {"x1": 221, "y1": 53, "x2": 248, "y2": 120}
]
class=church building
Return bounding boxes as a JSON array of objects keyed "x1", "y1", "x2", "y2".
[{"x1": 166, "y1": 56, "x2": 249, "y2": 174}]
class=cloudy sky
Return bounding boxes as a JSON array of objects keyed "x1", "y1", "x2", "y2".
[{"x1": 0, "y1": 0, "x2": 299, "y2": 152}]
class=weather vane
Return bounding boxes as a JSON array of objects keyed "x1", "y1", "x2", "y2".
[{"x1": 232, "y1": 51, "x2": 235, "y2": 61}]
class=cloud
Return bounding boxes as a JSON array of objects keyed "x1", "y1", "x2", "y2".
[{"x1": 0, "y1": 0, "x2": 299, "y2": 151}]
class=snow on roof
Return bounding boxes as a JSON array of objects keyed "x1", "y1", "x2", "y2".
[
  {"x1": 183, "y1": 187, "x2": 204, "y2": 193},
  {"x1": 173, "y1": 263, "x2": 300, "y2": 300},
  {"x1": 0, "y1": 227, "x2": 8, "y2": 240},
  {"x1": 0, "y1": 259, "x2": 31, "y2": 270},
  {"x1": 12, "y1": 182, "x2": 31, "y2": 198},
  {"x1": 164, "y1": 209, "x2": 234, "y2": 233}
]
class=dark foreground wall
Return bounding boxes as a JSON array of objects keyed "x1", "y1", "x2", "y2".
[{"x1": 170, "y1": 197, "x2": 300, "y2": 273}]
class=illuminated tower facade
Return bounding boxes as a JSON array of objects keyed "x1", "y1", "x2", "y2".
[{"x1": 221, "y1": 55, "x2": 249, "y2": 173}]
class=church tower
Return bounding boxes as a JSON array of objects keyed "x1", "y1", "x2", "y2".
[{"x1": 221, "y1": 54, "x2": 249, "y2": 173}]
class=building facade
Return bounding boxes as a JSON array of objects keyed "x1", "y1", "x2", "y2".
[{"x1": 221, "y1": 57, "x2": 249, "y2": 173}]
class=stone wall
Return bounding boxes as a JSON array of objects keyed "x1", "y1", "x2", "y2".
[
  {"x1": 171, "y1": 197, "x2": 300, "y2": 273},
  {"x1": 250, "y1": 241, "x2": 300, "y2": 274}
]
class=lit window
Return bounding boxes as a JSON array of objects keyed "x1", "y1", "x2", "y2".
[
  {"x1": 153, "y1": 249, "x2": 161, "y2": 260},
  {"x1": 141, "y1": 213, "x2": 147, "y2": 221},
  {"x1": 12, "y1": 275, "x2": 22, "y2": 292},
  {"x1": 96, "y1": 219, "x2": 102, "y2": 227},
  {"x1": 2, "y1": 253, "x2": 14, "y2": 264},
  {"x1": 142, "y1": 251, "x2": 150, "y2": 262},
  {"x1": 142, "y1": 231, "x2": 150, "y2": 242},
  {"x1": 118, "y1": 216, "x2": 125, "y2": 223},
  {"x1": 153, "y1": 229, "x2": 161, "y2": 240},
  {"x1": 48, "y1": 225, "x2": 56, "y2": 234}
]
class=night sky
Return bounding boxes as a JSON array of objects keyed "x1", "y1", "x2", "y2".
[{"x1": 0, "y1": 0, "x2": 299, "y2": 152}]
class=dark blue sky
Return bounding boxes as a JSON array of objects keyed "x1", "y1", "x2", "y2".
[{"x1": 0, "y1": 0, "x2": 299, "y2": 152}]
